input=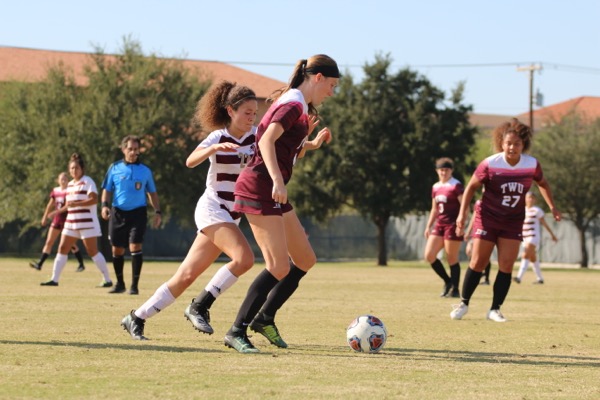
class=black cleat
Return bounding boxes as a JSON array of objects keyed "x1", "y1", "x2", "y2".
[
  {"x1": 76, "y1": 264, "x2": 85, "y2": 272},
  {"x1": 40, "y1": 280, "x2": 58, "y2": 286},
  {"x1": 250, "y1": 319, "x2": 288, "y2": 348},
  {"x1": 121, "y1": 310, "x2": 148, "y2": 340},
  {"x1": 184, "y1": 302, "x2": 214, "y2": 335},
  {"x1": 128, "y1": 286, "x2": 139, "y2": 295},
  {"x1": 97, "y1": 281, "x2": 113, "y2": 288},
  {"x1": 450, "y1": 289, "x2": 460, "y2": 298},
  {"x1": 30, "y1": 261, "x2": 41, "y2": 271},
  {"x1": 108, "y1": 282, "x2": 126, "y2": 294},
  {"x1": 224, "y1": 331, "x2": 259, "y2": 353},
  {"x1": 440, "y1": 282, "x2": 452, "y2": 297}
]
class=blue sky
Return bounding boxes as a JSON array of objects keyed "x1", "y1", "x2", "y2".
[{"x1": 2, "y1": 0, "x2": 599, "y2": 115}]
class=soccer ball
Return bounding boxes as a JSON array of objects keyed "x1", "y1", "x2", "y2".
[{"x1": 346, "y1": 315, "x2": 387, "y2": 353}]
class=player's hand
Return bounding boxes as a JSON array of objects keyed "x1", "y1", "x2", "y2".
[
  {"x1": 101, "y1": 207, "x2": 110, "y2": 220},
  {"x1": 216, "y1": 142, "x2": 240, "y2": 153},
  {"x1": 152, "y1": 213, "x2": 161, "y2": 229},
  {"x1": 271, "y1": 179, "x2": 287, "y2": 205},
  {"x1": 308, "y1": 115, "x2": 320, "y2": 136},
  {"x1": 551, "y1": 208, "x2": 562, "y2": 222}
]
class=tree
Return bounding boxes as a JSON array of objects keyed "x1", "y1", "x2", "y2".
[
  {"x1": 534, "y1": 114, "x2": 600, "y2": 267},
  {"x1": 290, "y1": 54, "x2": 477, "y2": 265},
  {"x1": 0, "y1": 39, "x2": 209, "y2": 238}
]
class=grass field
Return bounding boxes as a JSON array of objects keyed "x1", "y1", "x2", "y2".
[{"x1": 1, "y1": 257, "x2": 599, "y2": 399}]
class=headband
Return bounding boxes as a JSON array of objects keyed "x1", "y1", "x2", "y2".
[
  {"x1": 436, "y1": 161, "x2": 453, "y2": 169},
  {"x1": 305, "y1": 65, "x2": 340, "y2": 78}
]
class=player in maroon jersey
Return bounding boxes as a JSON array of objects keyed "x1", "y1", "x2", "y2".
[
  {"x1": 223, "y1": 54, "x2": 339, "y2": 353},
  {"x1": 29, "y1": 172, "x2": 85, "y2": 272},
  {"x1": 423, "y1": 158, "x2": 464, "y2": 298},
  {"x1": 451, "y1": 119, "x2": 561, "y2": 322}
]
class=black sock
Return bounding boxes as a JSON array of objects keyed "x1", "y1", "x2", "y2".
[
  {"x1": 484, "y1": 262, "x2": 491, "y2": 280},
  {"x1": 491, "y1": 271, "x2": 512, "y2": 310},
  {"x1": 192, "y1": 290, "x2": 216, "y2": 311},
  {"x1": 259, "y1": 263, "x2": 307, "y2": 321},
  {"x1": 73, "y1": 250, "x2": 84, "y2": 266},
  {"x1": 431, "y1": 259, "x2": 451, "y2": 283},
  {"x1": 461, "y1": 268, "x2": 482, "y2": 306},
  {"x1": 231, "y1": 269, "x2": 279, "y2": 331},
  {"x1": 131, "y1": 252, "x2": 143, "y2": 289},
  {"x1": 113, "y1": 255, "x2": 125, "y2": 285},
  {"x1": 449, "y1": 263, "x2": 460, "y2": 290},
  {"x1": 38, "y1": 252, "x2": 49, "y2": 267}
]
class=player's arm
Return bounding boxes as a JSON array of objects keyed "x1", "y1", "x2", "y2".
[
  {"x1": 186, "y1": 142, "x2": 239, "y2": 168},
  {"x1": 540, "y1": 217, "x2": 558, "y2": 242},
  {"x1": 424, "y1": 198, "x2": 438, "y2": 238},
  {"x1": 147, "y1": 192, "x2": 162, "y2": 228},
  {"x1": 259, "y1": 122, "x2": 286, "y2": 204},
  {"x1": 536, "y1": 177, "x2": 561, "y2": 222},
  {"x1": 456, "y1": 176, "x2": 482, "y2": 236},
  {"x1": 69, "y1": 192, "x2": 98, "y2": 207},
  {"x1": 101, "y1": 189, "x2": 112, "y2": 220},
  {"x1": 41, "y1": 198, "x2": 54, "y2": 226}
]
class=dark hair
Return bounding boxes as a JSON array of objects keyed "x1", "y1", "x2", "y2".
[
  {"x1": 121, "y1": 135, "x2": 141, "y2": 149},
  {"x1": 269, "y1": 54, "x2": 339, "y2": 115},
  {"x1": 435, "y1": 157, "x2": 454, "y2": 169},
  {"x1": 492, "y1": 118, "x2": 533, "y2": 153},
  {"x1": 69, "y1": 153, "x2": 85, "y2": 172},
  {"x1": 193, "y1": 81, "x2": 256, "y2": 133}
]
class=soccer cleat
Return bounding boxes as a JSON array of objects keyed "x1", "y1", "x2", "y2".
[
  {"x1": 512, "y1": 277, "x2": 521, "y2": 284},
  {"x1": 532, "y1": 280, "x2": 544, "y2": 285},
  {"x1": 29, "y1": 261, "x2": 41, "y2": 271},
  {"x1": 108, "y1": 282, "x2": 126, "y2": 294},
  {"x1": 40, "y1": 280, "x2": 58, "y2": 286},
  {"x1": 97, "y1": 281, "x2": 113, "y2": 288},
  {"x1": 129, "y1": 287, "x2": 139, "y2": 295},
  {"x1": 76, "y1": 264, "x2": 85, "y2": 272},
  {"x1": 480, "y1": 280, "x2": 490, "y2": 286},
  {"x1": 184, "y1": 303, "x2": 214, "y2": 335},
  {"x1": 486, "y1": 309, "x2": 507, "y2": 322},
  {"x1": 224, "y1": 332, "x2": 260, "y2": 353},
  {"x1": 121, "y1": 310, "x2": 148, "y2": 340},
  {"x1": 450, "y1": 288, "x2": 460, "y2": 298},
  {"x1": 440, "y1": 282, "x2": 452, "y2": 297},
  {"x1": 250, "y1": 319, "x2": 288, "y2": 348},
  {"x1": 450, "y1": 302, "x2": 469, "y2": 320}
]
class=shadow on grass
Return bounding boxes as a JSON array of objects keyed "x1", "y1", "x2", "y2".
[
  {"x1": 0, "y1": 339, "x2": 237, "y2": 355},
  {"x1": 291, "y1": 344, "x2": 600, "y2": 367}
]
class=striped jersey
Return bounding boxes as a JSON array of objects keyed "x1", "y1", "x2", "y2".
[
  {"x1": 65, "y1": 175, "x2": 100, "y2": 230},
  {"x1": 522, "y1": 206, "x2": 544, "y2": 240},
  {"x1": 431, "y1": 177, "x2": 464, "y2": 225},
  {"x1": 235, "y1": 89, "x2": 309, "y2": 202},
  {"x1": 474, "y1": 152, "x2": 543, "y2": 225},
  {"x1": 198, "y1": 127, "x2": 257, "y2": 217}
]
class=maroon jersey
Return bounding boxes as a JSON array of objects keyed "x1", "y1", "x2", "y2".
[
  {"x1": 475, "y1": 153, "x2": 543, "y2": 229},
  {"x1": 234, "y1": 89, "x2": 309, "y2": 202},
  {"x1": 432, "y1": 177, "x2": 463, "y2": 225},
  {"x1": 50, "y1": 186, "x2": 68, "y2": 226}
]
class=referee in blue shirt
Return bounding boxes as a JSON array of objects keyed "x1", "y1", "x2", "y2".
[{"x1": 101, "y1": 135, "x2": 162, "y2": 295}]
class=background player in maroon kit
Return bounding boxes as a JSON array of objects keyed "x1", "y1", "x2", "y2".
[
  {"x1": 30, "y1": 172, "x2": 85, "y2": 272},
  {"x1": 423, "y1": 158, "x2": 464, "y2": 298},
  {"x1": 452, "y1": 118, "x2": 561, "y2": 322},
  {"x1": 223, "y1": 54, "x2": 339, "y2": 353}
]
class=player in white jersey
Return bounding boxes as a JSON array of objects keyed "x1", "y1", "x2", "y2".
[
  {"x1": 514, "y1": 192, "x2": 558, "y2": 284},
  {"x1": 40, "y1": 153, "x2": 112, "y2": 287},
  {"x1": 120, "y1": 81, "x2": 259, "y2": 340}
]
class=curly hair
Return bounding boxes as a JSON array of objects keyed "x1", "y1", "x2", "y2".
[
  {"x1": 193, "y1": 81, "x2": 256, "y2": 134},
  {"x1": 492, "y1": 118, "x2": 532, "y2": 153}
]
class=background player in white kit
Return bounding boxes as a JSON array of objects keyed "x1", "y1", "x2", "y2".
[{"x1": 513, "y1": 191, "x2": 558, "y2": 284}]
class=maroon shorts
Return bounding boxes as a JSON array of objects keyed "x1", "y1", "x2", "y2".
[
  {"x1": 430, "y1": 222, "x2": 463, "y2": 241},
  {"x1": 233, "y1": 195, "x2": 293, "y2": 216},
  {"x1": 471, "y1": 214, "x2": 522, "y2": 242}
]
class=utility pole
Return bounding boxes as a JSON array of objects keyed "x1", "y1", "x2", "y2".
[{"x1": 517, "y1": 64, "x2": 543, "y2": 131}]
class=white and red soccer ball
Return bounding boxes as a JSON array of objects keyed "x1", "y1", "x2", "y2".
[{"x1": 346, "y1": 315, "x2": 387, "y2": 353}]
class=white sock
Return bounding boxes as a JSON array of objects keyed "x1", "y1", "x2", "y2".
[
  {"x1": 517, "y1": 259, "x2": 529, "y2": 280},
  {"x1": 91, "y1": 253, "x2": 111, "y2": 282},
  {"x1": 205, "y1": 265, "x2": 238, "y2": 299},
  {"x1": 533, "y1": 261, "x2": 544, "y2": 281},
  {"x1": 135, "y1": 283, "x2": 176, "y2": 320},
  {"x1": 50, "y1": 253, "x2": 68, "y2": 282}
]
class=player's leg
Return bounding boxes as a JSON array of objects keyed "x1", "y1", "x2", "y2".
[
  {"x1": 31, "y1": 227, "x2": 61, "y2": 270},
  {"x1": 425, "y1": 233, "x2": 451, "y2": 296},
  {"x1": 81, "y1": 235, "x2": 112, "y2": 287},
  {"x1": 444, "y1": 237, "x2": 462, "y2": 298},
  {"x1": 487, "y1": 237, "x2": 521, "y2": 322},
  {"x1": 41, "y1": 233, "x2": 77, "y2": 285}
]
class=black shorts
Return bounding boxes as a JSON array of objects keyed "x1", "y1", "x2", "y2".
[{"x1": 108, "y1": 206, "x2": 148, "y2": 248}]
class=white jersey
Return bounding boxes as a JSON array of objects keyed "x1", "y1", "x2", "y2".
[
  {"x1": 195, "y1": 127, "x2": 256, "y2": 229},
  {"x1": 522, "y1": 205, "x2": 544, "y2": 245},
  {"x1": 64, "y1": 175, "x2": 101, "y2": 231}
]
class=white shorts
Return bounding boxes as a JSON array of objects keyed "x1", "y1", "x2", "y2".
[
  {"x1": 522, "y1": 235, "x2": 540, "y2": 247},
  {"x1": 194, "y1": 191, "x2": 240, "y2": 232},
  {"x1": 62, "y1": 226, "x2": 102, "y2": 239}
]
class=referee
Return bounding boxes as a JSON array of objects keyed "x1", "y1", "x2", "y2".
[{"x1": 101, "y1": 135, "x2": 162, "y2": 295}]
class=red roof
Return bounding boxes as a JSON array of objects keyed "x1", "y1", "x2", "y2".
[
  {"x1": 517, "y1": 96, "x2": 600, "y2": 128},
  {"x1": 0, "y1": 46, "x2": 284, "y2": 99}
]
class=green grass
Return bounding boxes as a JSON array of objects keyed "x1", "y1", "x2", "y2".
[{"x1": 1, "y1": 258, "x2": 599, "y2": 399}]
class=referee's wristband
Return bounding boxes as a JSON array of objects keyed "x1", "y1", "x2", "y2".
[{"x1": 101, "y1": 201, "x2": 110, "y2": 208}]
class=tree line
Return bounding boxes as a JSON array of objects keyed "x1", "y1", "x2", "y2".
[{"x1": 1, "y1": 40, "x2": 598, "y2": 266}]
